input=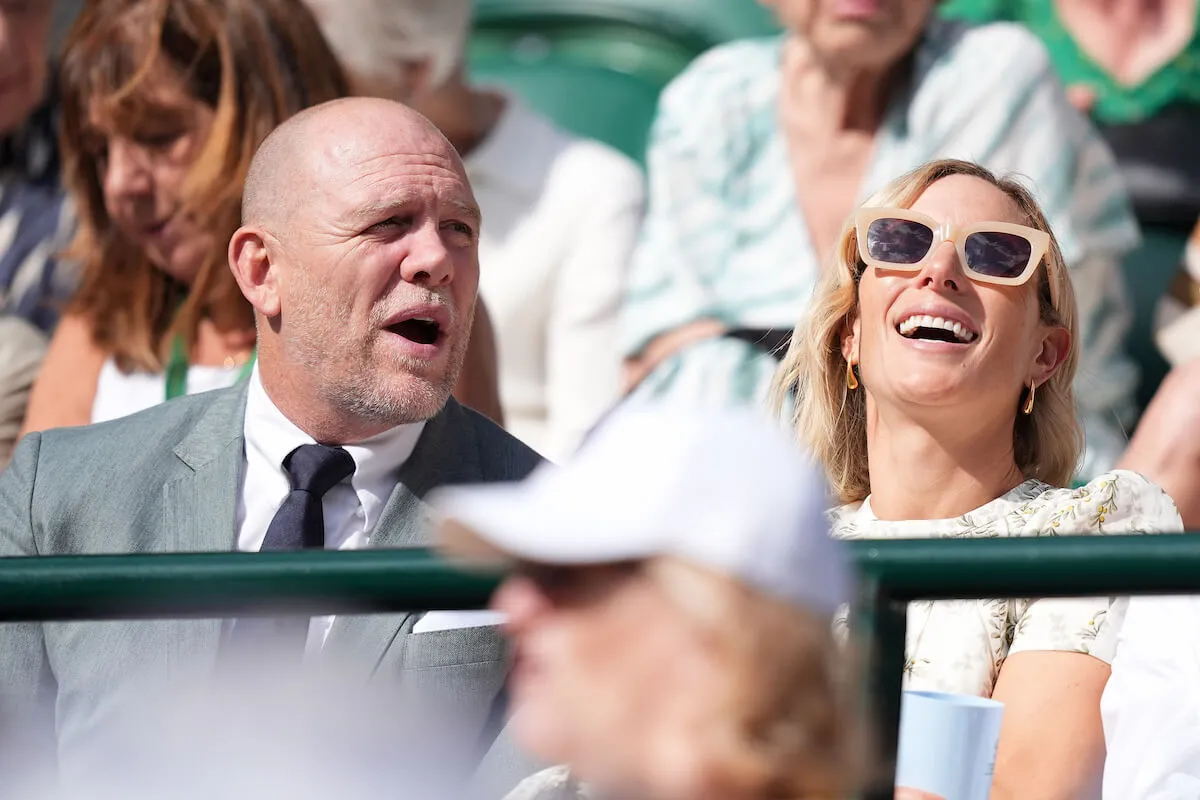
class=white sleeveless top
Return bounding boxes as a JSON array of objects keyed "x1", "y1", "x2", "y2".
[{"x1": 91, "y1": 356, "x2": 243, "y2": 424}]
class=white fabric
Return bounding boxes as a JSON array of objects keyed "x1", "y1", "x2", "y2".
[
  {"x1": 1102, "y1": 594, "x2": 1200, "y2": 799},
  {"x1": 91, "y1": 356, "x2": 241, "y2": 423},
  {"x1": 831, "y1": 471, "x2": 1182, "y2": 697},
  {"x1": 467, "y1": 94, "x2": 645, "y2": 461},
  {"x1": 410, "y1": 610, "x2": 506, "y2": 633},
  {"x1": 432, "y1": 406, "x2": 851, "y2": 615},
  {"x1": 237, "y1": 366, "x2": 425, "y2": 649}
]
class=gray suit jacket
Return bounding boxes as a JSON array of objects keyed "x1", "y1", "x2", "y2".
[{"x1": 0, "y1": 384, "x2": 542, "y2": 793}]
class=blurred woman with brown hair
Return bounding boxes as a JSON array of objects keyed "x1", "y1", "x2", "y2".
[{"x1": 20, "y1": 0, "x2": 348, "y2": 430}]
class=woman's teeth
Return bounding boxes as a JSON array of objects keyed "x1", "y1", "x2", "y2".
[{"x1": 897, "y1": 315, "x2": 977, "y2": 343}]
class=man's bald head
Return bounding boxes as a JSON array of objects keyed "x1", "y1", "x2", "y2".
[
  {"x1": 241, "y1": 97, "x2": 465, "y2": 231},
  {"x1": 230, "y1": 95, "x2": 482, "y2": 442}
]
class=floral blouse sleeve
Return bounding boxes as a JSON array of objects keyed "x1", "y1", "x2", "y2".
[{"x1": 1008, "y1": 470, "x2": 1183, "y2": 662}]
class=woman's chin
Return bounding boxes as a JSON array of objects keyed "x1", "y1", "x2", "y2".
[{"x1": 886, "y1": 374, "x2": 973, "y2": 408}]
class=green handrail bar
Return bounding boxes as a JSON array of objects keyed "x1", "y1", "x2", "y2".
[{"x1": 5, "y1": 533, "x2": 1200, "y2": 798}]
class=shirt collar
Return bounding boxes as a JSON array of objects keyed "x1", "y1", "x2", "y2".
[
  {"x1": 463, "y1": 92, "x2": 546, "y2": 201},
  {"x1": 243, "y1": 366, "x2": 426, "y2": 496}
]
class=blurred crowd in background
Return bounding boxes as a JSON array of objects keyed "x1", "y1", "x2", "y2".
[{"x1": 4, "y1": 0, "x2": 1200, "y2": 798}]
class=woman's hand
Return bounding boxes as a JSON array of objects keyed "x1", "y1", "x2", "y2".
[
  {"x1": 621, "y1": 318, "x2": 727, "y2": 394},
  {"x1": 895, "y1": 788, "x2": 944, "y2": 800}
]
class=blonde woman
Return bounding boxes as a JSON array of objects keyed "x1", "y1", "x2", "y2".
[
  {"x1": 772, "y1": 158, "x2": 1182, "y2": 799},
  {"x1": 433, "y1": 408, "x2": 868, "y2": 800}
]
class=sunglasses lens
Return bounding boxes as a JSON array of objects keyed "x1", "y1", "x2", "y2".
[
  {"x1": 963, "y1": 231, "x2": 1033, "y2": 278},
  {"x1": 866, "y1": 218, "x2": 934, "y2": 264}
]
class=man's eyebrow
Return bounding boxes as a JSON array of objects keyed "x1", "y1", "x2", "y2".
[
  {"x1": 446, "y1": 198, "x2": 483, "y2": 226},
  {"x1": 346, "y1": 194, "x2": 482, "y2": 226}
]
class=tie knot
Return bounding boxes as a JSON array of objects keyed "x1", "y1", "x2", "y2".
[{"x1": 282, "y1": 444, "x2": 355, "y2": 498}]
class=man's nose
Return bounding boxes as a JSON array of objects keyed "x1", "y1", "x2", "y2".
[
  {"x1": 102, "y1": 140, "x2": 154, "y2": 203},
  {"x1": 399, "y1": 220, "x2": 454, "y2": 287}
]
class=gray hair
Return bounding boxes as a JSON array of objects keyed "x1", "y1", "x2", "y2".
[{"x1": 303, "y1": 0, "x2": 472, "y2": 92}]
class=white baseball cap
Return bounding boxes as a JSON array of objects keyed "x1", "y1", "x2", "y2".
[{"x1": 432, "y1": 406, "x2": 853, "y2": 616}]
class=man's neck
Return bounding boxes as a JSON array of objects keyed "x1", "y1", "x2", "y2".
[{"x1": 864, "y1": 401, "x2": 1025, "y2": 521}]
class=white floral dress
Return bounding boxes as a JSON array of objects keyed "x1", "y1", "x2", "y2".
[{"x1": 831, "y1": 470, "x2": 1182, "y2": 697}]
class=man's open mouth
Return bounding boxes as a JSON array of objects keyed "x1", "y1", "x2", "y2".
[{"x1": 387, "y1": 317, "x2": 442, "y2": 345}]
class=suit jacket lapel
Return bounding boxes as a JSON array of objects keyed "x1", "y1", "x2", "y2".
[
  {"x1": 326, "y1": 400, "x2": 483, "y2": 671},
  {"x1": 159, "y1": 384, "x2": 249, "y2": 671}
]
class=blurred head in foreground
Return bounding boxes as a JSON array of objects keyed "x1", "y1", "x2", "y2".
[{"x1": 435, "y1": 408, "x2": 867, "y2": 800}]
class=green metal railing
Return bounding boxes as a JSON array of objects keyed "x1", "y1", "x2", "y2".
[{"x1": 4, "y1": 534, "x2": 1200, "y2": 798}]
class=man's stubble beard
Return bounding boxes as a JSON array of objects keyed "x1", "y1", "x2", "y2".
[{"x1": 288, "y1": 292, "x2": 474, "y2": 428}]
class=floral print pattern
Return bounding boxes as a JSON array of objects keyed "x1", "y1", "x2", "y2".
[{"x1": 831, "y1": 470, "x2": 1182, "y2": 697}]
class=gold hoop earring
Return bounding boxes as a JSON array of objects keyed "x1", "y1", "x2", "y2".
[
  {"x1": 846, "y1": 361, "x2": 859, "y2": 391},
  {"x1": 1022, "y1": 383, "x2": 1036, "y2": 415}
]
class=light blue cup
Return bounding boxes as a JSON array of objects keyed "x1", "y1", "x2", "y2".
[{"x1": 895, "y1": 690, "x2": 1004, "y2": 800}]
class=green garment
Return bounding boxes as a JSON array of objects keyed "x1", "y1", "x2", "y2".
[{"x1": 939, "y1": 0, "x2": 1200, "y2": 124}]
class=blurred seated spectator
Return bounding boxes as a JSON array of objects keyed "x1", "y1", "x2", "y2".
[
  {"x1": 0, "y1": 0, "x2": 75, "y2": 332},
  {"x1": 304, "y1": 0, "x2": 646, "y2": 461},
  {"x1": 939, "y1": 0, "x2": 1200, "y2": 405},
  {"x1": 1120, "y1": 219, "x2": 1200, "y2": 528},
  {"x1": 621, "y1": 0, "x2": 1140, "y2": 479},
  {"x1": 1116, "y1": 357, "x2": 1200, "y2": 528},
  {"x1": 940, "y1": 0, "x2": 1200, "y2": 230},
  {"x1": 20, "y1": 0, "x2": 503, "y2": 436},
  {"x1": 0, "y1": 316, "x2": 47, "y2": 467},
  {"x1": 434, "y1": 407, "x2": 868, "y2": 800},
  {"x1": 771, "y1": 159, "x2": 1183, "y2": 798},
  {"x1": 20, "y1": 0, "x2": 346, "y2": 433}
]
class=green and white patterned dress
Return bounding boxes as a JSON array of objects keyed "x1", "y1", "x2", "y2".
[{"x1": 831, "y1": 470, "x2": 1182, "y2": 696}]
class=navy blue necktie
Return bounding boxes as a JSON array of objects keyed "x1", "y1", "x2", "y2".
[
  {"x1": 262, "y1": 444, "x2": 356, "y2": 552},
  {"x1": 230, "y1": 444, "x2": 356, "y2": 653}
]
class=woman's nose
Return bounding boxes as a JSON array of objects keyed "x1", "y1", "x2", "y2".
[
  {"x1": 102, "y1": 140, "x2": 154, "y2": 203},
  {"x1": 491, "y1": 575, "x2": 551, "y2": 634},
  {"x1": 916, "y1": 240, "x2": 965, "y2": 293}
]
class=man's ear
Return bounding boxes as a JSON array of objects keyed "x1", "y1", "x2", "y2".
[
  {"x1": 840, "y1": 311, "x2": 862, "y2": 364},
  {"x1": 229, "y1": 226, "x2": 281, "y2": 318},
  {"x1": 1030, "y1": 324, "x2": 1071, "y2": 387}
]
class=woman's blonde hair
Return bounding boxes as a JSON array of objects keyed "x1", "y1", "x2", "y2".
[
  {"x1": 770, "y1": 159, "x2": 1082, "y2": 504},
  {"x1": 59, "y1": 0, "x2": 349, "y2": 372},
  {"x1": 645, "y1": 557, "x2": 871, "y2": 799}
]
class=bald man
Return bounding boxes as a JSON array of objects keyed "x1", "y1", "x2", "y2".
[{"x1": 0, "y1": 98, "x2": 542, "y2": 794}]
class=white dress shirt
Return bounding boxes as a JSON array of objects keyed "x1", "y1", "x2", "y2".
[
  {"x1": 237, "y1": 367, "x2": 425, "y2": 649},
  {"x1": 1102, "y1": 594, "x2": 1200, "y2": 798},
  {"x1": 467, "y1": 94, "x2": 645, "y2": 461}
]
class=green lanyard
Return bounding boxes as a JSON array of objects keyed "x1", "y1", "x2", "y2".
[{"x1": 164, "y1": 334, "x2": 257, "y2": 401}]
